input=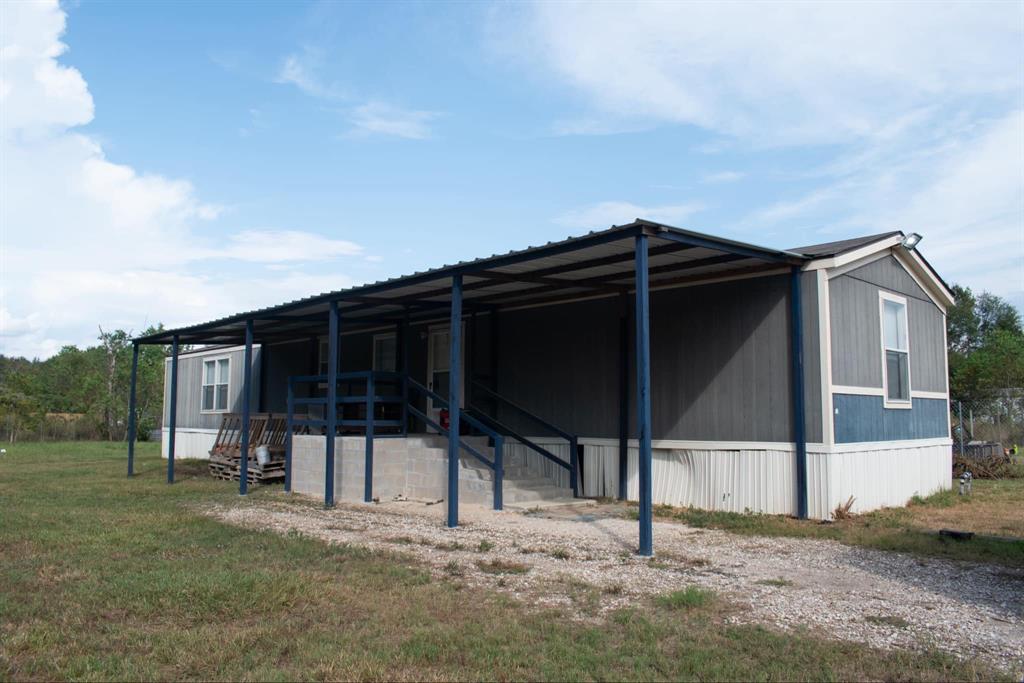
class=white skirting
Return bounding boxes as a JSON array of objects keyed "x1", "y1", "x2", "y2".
[
  {"x1": 578, "y1": 438, "x2": 952, "y2": 520},
  {"x1": 160, "y1": 428, "x2": 218, "y2": 460}
]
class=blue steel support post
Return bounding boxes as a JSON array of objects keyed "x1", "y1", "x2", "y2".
[
  {"x1": 634, "y1": 235, "x2": 653, "y2": 556},
  {"x1": 569, "y1": 436, "x2": 579, "y2": 497},
  {"x1": 618, "y1": 293, "x2": 629, "y2": 500},
  {"x1": 167, "y1": 334, "x2": 179, "y2": 484},
  {"x1": 790, "y1": 267, "x2": 809, "y2": 519},
  {"x1": 285, "y1": 378, "x2": 294, "y2": 493},
  {"x1": 239, "y1": 319, "x2": 254, "y2": 496},
  {"x1": 447, "y1": 275, "x2": 463, "y2": 528},
  {"x1": 325, "y1": 301, "x2": 339, "y2": 508},
  {"x1": 364, "y1": 372, "x2": 375, "y2": 502},
  {"x1": 493, "y1": 435, "x2": 503, "y2": 510},
  {"x1": 127, "y1": 341, "x2": 139, "y2": 477},
  {"x1": 400, "y1": 313, "x2": 410, "y2": 436}
]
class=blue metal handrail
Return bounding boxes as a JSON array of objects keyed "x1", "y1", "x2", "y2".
[
  {"x1": 285, "y1": 370, "x2": 406, "y2": 502},
  {"x1": 406, "y1": 377, "x2": 505, "y2": 510},
  {"x1": 469, "y1": 381, "x2": 579, "y2": 497}
]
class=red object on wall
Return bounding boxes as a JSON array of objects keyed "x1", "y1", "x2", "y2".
[{"x1": 439, "y1": 408, "x2": 450, "y2": 431}]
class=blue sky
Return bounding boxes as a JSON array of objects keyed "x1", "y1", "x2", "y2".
[{"x1": 1, "y1": 0, "x2": 1021, "y2": 358}]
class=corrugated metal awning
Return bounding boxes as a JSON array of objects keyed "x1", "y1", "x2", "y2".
[{"x1": 135, "y1": 220, "x2": 808, "y2": 345}]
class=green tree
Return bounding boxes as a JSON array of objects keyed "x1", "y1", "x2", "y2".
[{"x1": 948, "y1": 285, "x2": 1024, "y2": 403}]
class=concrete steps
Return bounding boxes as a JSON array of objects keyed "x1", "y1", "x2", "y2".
[{"x1": 408, "y1": 433, "x2": 576, "y2": 507}]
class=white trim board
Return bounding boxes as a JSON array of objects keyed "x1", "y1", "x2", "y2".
[
  {"x1": 161, "y1": 427, "x2": 220, "y2": 435},
  {"x1": 832, "y1": 385, "x2": 947, "y2": 400},
  {"x1": 805, "y1": 235, "x2": 903, "y2": 272},
  {"x1": 817, "y1": 269, "x2": 834, "y2": 445},
  {"x1": 572, "y1": 435, "x2": 950, "y2": 455}
]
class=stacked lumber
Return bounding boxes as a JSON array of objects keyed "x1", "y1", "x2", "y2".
[{"x1": 207, "y1": 413, "x2": 290, "y2": 485}]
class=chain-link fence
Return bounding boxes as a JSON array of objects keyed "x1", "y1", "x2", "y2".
[{"x1": 950, "y1": 392, "x2": 1024, "y2": 477}]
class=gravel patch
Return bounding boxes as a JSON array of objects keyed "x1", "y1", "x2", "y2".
[{"x1": 208, "y1": 497, "x2": 1023, "y2": 675}]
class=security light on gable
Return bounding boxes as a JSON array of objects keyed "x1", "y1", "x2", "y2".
[{"x1": 901, "y1": 233, "x2": 923, "y2": 251}]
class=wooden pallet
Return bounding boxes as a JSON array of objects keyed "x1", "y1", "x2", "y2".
[{"x1": 207, "y1": 412, "x2": 296, "y2": 485}]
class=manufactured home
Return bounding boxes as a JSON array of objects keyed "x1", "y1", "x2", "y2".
[{"x1": 128, "y1": 221, "x2": 953, "y2": 554}]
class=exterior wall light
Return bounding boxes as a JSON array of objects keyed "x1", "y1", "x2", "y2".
[{"x1": 901, "y1": 233, "x2": 923, "y2": 250}]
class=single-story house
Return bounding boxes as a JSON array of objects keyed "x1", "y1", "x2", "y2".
[{"x1": 127, "y1": 221, "x2": 954, "y2": 555}]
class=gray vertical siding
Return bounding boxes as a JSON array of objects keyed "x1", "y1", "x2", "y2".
[
  {"x1": 907, "y1": 297, "x2": 947, "y2": 393},
  {"x1": 833, "y1": 395, "x2": 949, "y2": 443},
  {"x1": 493, "y1": 273, "x2": 822, "y2": 443},
  {"x1": 163, "y1": 346, "x2": 261, "y2": 429},
  {"x1": 830, "y1": 255, "x2": 947, "y2": 392},
  {"x1": 194, "y1": 273, "x2": 828, "y2": 445}
]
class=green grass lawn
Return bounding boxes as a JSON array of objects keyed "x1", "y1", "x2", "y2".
[
  {"x1": 635, "y1": 471, "x2": 1024, "y2": 568},
  {"x1": 0, "y1": 442, "x2": 1007, "y2": 681}
]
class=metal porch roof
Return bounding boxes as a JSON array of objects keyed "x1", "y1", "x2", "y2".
[{"x1": 134, "y1": 220, "x2": 872, "y2": 346}]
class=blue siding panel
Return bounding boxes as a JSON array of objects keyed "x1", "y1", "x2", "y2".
[{"x1": 833, "y1": 394, "x2": 948, "y2": 443}]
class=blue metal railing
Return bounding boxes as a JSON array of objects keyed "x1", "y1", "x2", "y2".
[
  {"x1": 285, "y1": 370, "x2": 406, "y2": 501},
  {"x1": 284, "y1": 370, "x2": 507, "y2": 510},
  {"x1": 405, "y1": 377, "x2": 505, "y2": 510},
  {"x1": 468, "y1": 381, "x2": 579, "y2": 497}
]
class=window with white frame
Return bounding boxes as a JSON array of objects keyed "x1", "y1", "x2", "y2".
[
  {"x1": 373, "y1": 333, "x2": 397, "y2": 372},
  {"x1": 880, "y1": 293, "x2": 911, "y2": 406},
  {"x1": 202, "y1": 357, "x2": 230, "y2": 412}
]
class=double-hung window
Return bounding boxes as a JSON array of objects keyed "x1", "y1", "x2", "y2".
[
  {"x1": 373, "y1": 333, "x2": 397, "y2": 372},
  {"x1": 880, "y1": 292, "x2": 911, "y2": 407},
  {"x1": 202, "y1": 357, "x2": 230, "y2": 412}
]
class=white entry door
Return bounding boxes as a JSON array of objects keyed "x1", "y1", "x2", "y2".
[{"x1": 426, "y1": 324, "x2": 464, "y2": 431}]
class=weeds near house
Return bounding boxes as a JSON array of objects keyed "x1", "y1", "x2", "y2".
[
  {"x1": 833, "y1": 496, "x2": 857, "y2": 520},
  {"x1": 444, "y1": 560, "x2": 464, "y2": 577},
  {"x1": 477, "y1": 539, "x2": 495, "y2": 552},
  {"x1": 756, "y1": 578, "x2": 794, "y2": 587},
  {"x1": 548, "y1": 548, "x2": 570, "y2": 560}
]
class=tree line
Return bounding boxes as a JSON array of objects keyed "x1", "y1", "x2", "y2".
[
  {"x1": 0, "y1": 284, "x2": 1022, "y2": 443},
  {"x1": 0, "y1": 327, "x2": 170, "y2": 442}
]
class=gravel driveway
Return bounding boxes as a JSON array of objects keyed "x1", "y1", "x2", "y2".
[{"x1": 209, "y1": 498, "x2": 1023, "y2": 675}]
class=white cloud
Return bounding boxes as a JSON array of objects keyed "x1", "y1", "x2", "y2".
[
  {"x1": 347, "y1": 102, "x2": 439, "y2": 140},
  {"x1": 220, "y1": 230, "x2": 363, "y2": 263},
  {"x1": 702, "y1": 171, "x2": 745, "y2": 184},
  {"x1": 274, "y1": 51, "x2": 440, "y2": 140},
  {"x1": 741, "y1": 110, "x2": 1023, "y2": 301},
  {"x1": 0, "y1": 2, "x2": 364, "y2": 359},
  {"x1": 490, "y1": 2, "x2": 1021, "y2": 144},
  {"x1": 555, "y1": 201, "x2": 704, "y2": 230},
  {"x1": 274, "y1": 50, "x2": 346, "y2": 100}
]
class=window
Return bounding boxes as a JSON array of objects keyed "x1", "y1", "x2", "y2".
[
  {"x1": 202, "y1": 357, "x2": 230, "y2": 412},
  {"x1": 373, "y1": 333, "x2": 397, "y2": 372},
  {"x1": 318, "y1": 339, "x2": 329, "y2": 376},
  {"x1": 880, "y1": 293, "x2": 910, "y2": 407}
]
